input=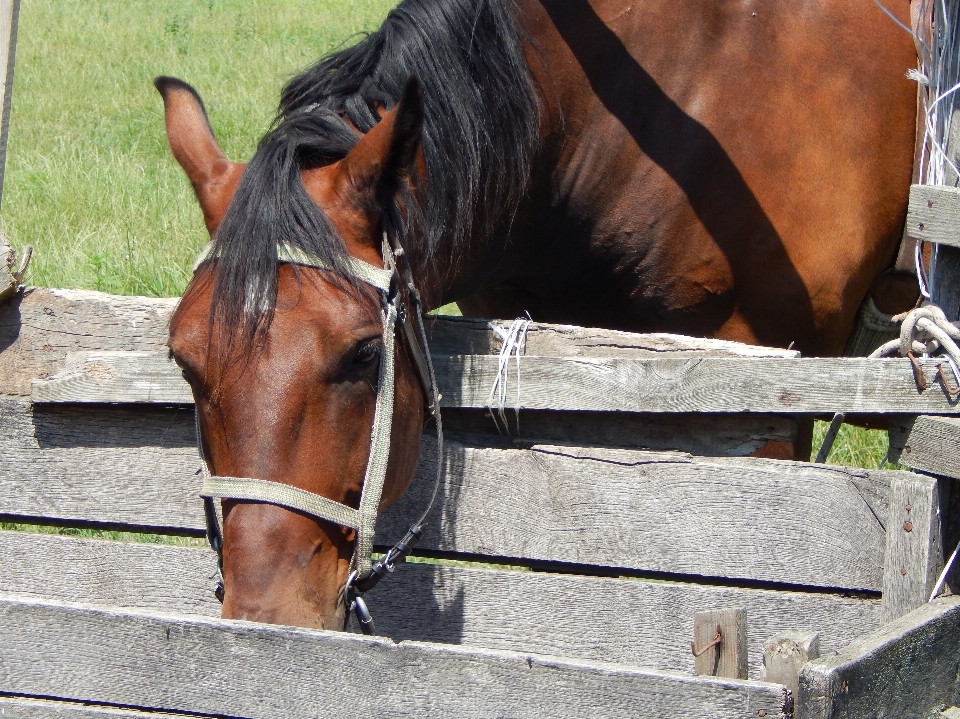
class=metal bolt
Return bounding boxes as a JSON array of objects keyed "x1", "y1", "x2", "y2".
[
  {"x1": 906, "y1": 504, "x2": 913, "y2": 512},
  {"x1": 918, "y1": 222, "x2": 925, "y2": 231},
  {"x1": 904, "y1": 445, "x2": 912, "y2": 454},
  {"x1": 758, "y1": 711, "x2": 767, "y2": 717},
  {"x1": 904, "y1": 521, "x2": 914, "y2": 532}
]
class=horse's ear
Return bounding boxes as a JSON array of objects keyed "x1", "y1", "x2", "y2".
[
  {"x1": 336, "y1": 75, "x2": 424, "y2": 208},
  {"x1": 154, "y1": 76, "x2": 245, "y2": 234}
]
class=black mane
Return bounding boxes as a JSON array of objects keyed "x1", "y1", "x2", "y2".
[{"x1": 207, "y1": 0, "x2": 541, "y2": 346}]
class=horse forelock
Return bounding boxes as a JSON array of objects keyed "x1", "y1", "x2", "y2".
[{"x1": 206, "y1": 0, "x2": 541, "y2": 352}]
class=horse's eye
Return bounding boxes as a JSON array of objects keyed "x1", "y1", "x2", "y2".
[{"x1": 354, "y1": 341, "x2": 381, "y2": 366}]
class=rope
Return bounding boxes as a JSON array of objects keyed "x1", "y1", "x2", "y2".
[
  {"x1": 486, "y1": 316, "x2": 530, "y2": 435},
  {"x1": 816, "y1": 301, "x2": 960, "y2": 463}
]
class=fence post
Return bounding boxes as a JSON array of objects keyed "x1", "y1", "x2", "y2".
[
  {"x1": 881, "y1": 474, "x2": 944, "y2": 624},
  {"x1": 0, "y1": 0, "x2": 18, "y2": 209},
  {"x1": 692, "y1": 607, "x2": 747, "y2": 679}
]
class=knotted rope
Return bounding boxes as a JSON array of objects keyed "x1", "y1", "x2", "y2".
[{"x1": 815, "y1": 302, "x2": 960, "y2": 464}]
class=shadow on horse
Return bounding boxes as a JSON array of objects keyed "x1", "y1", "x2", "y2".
[{"x1": 159, "y1": 0, "x2": 917, "y2": 630}]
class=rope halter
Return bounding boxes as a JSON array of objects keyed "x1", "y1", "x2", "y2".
[{"x1": 191, "y1": 230, "x2": 443, "y2": 635}]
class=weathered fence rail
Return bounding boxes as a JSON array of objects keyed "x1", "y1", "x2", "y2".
[{"x1": 1, "y1": 278, "x2": 959, "y2": 718}]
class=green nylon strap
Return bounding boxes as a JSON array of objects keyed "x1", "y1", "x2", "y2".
[{"x1": 200, "y1": 476, "x2": 361, "y2": 530}]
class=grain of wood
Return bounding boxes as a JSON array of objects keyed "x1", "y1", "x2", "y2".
[
  {"x1": 881, "y1": 474, "x2": 944, "y2": 624},
  {"x1": 933, "y1": 244, "x2": 960, "y2": 322},
  {"x1": 0, "y1": 287, "x2": 795, "y2": 397},
  {"x1": 693, "y1": 608, "x2": 748, "y2": 679},
  {"x1": 31, "y1": 349, "x2": 960, "y2": 414},
  {"x1": 427, "y1": 315, "x2": 800, "y2": 358},
  {"x1": 0, "y1": 530, "x2": 881, "y2": 676},
  {"x1": 0, "y1": 397, "x2": 894, "y2": 589},
  {"x1": 443, "y1": 407, "x2": 797, "y2": 456},
  {"x1": 0, "y1": 289, "x2": 178, "y2": 395},
  {"x1": 0, "y1": 594, "x2": 791, "y2": 719},
  {"x1": 888, "y1": 415, "x2": 960, "y2": 480},
  {"x1": 798, "y1": 596, "x2": 960, "y2": 719},
  {"x1": 762, "y1": 632, "x2": 820, "y2": 696},
  {"x1": 906, "y1": 184, "x2": 960, "y2": 248},
  {"x1": 0, "y1": 697, "x2": 196, "y2": 718}
]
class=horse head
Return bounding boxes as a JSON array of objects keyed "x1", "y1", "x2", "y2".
[{"x1": 158, "y1": 76, "x2": 430, "y2": 630}]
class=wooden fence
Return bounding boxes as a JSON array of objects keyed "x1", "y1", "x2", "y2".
[{"x1": 1, "y1": 228, "x2": 959, "y2": 718}]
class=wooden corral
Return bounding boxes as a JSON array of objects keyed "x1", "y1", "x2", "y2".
[{"x1": 1, "y1": 215, "x2": 959, "y2": 717}]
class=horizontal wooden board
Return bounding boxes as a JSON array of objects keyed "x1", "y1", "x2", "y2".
[
  {"x1": 0, "y1": 287, "x2": 796, "y2": 398},
  {"x1": 0, "y1": 288, "x2": 177, "y2": 396},
  {"x1": 798, "y1": 596, "x2": 960, "y2": 719},
  {"x1": 31, "y1": 349, "x2": 960, "y2": 414},
  {"x1": 0, "y1": 397, "x2": 895, "y2": 589},
  {"x1": 0, "y1": 530, "x2": 881, "y2": 677},
  {"x1": 906, "y1": 184, "x2": 960, "y2": 248},
  {"x1": 888, "y1": 415, "x2": 960, "y2": 480},
  {"x1": 441, "y1": 408, "x2": 798, "y2": 456},
  {"x1": 0, "y1": 594, "x2": 791, "y2": 719},
  {"x1": 0, "y1": 697, "x2": 197, "y2": 718},
  {"x1": 429, "y1": 315, "x2": 800, "y2": 358}
]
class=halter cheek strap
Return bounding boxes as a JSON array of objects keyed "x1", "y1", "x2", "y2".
[{"x1": 193, "y1": 236, "x2": 443, "y2": 633}]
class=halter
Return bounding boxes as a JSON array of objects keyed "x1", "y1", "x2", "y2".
[{"x1": 191, "y1": 226, "x2": 444, "y2": 635}]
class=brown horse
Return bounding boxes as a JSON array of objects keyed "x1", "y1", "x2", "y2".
[{"x1": 160, "y1": 0, "x2": 917, "y2": 630}]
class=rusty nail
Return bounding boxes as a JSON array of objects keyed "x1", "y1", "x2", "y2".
[
  {"x1": 906, "y1": 504, "x2": 912, "y2": 511},
  {"x1": 937, "y1": 364, "x2": 960, "y2": 401},
  {"x1": 901, "y1": 568, "x2": 907, "y2": 575},
  {"x1": 904, "y1": 445, "x2": 912, "y2": 454},
  {"x1": 691, "y1": 625, "x2": 723, "y2": 657},
  {"x1": 904, "y1": 521, "x2": 914, "y2": 532},
  {"x1": 907, "y1": 351, "x2": 927, "y2": 391},
  {"x1": 758, "y1": 712, "x2": 767, "y2": 717},
  {"x1": 919, "y1": 222, "x2": 925, "y2": 230}
]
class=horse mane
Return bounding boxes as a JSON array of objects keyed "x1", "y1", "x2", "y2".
[{"x1": 207, "y1": 0, "x2": 541, "y2": 348}]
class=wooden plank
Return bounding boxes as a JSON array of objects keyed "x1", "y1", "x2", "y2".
[
  {"x1": 0, "y1": 697, "x2": 196, "y2": 718},
  {"x1": 0, "y1": 397, "x2": 894, "y2": 589},
  {"x1": 0, "y1": 530, "x2": 882, "y2": 677},
  {"x1": 31, "y1": 349, "x2": 960, "y2": 414},
  {"x1": 0, "y1": 288, "x2": 178, "y2": 396},
  {"x1": 692, "y1": 608, "x2": 747, "y2": 679},
  {"x1": 385, "y1": 440, "x2": 892, "y2": 591},
  {"x1": 0, "y1": 288, "x2": 795, "y2": 397},
  {"x1": 442, "y1": 408, "x2": 798, "y2": 457},
  {"x1": 0, "y1": 595, "x2": 791, "y2": 719},
  {"x1": 906, "y1": 184, "x2": 960, "y2": 248},
  {"x1": 429, "y1": 316, "x2": 800, "y2": 359},
  {"x1": 798, "y1": 595, "x2": 960, "y2": 719},
  {"x1": 0, "y1": 397, "x2": 205, "y2": 532},
  {"x1": 762, "y1": 632, "x2": 820, "y2": 697},
  {"x1": 933, "y1": 244, "x2": 960, "y2": 325},
  {"x1": 888, "y1": 415, "x2": 960, "y2": 480},
  {"x1": 881, "y1": 474, "x2": 944, "y2": 623},
  {"x1": 0, "y1": 0, "x2": 19, "y2": 206}
]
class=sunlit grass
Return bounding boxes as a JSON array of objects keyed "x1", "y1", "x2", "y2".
[
  {"x1": 810, "y1": 420, "x2": 893, "y2": 470},
  {"x1": 1, "y1": 0, "x2": 396, "y2": 296}
]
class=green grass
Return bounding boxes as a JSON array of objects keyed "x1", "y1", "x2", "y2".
[
  {"x1": 810, "y1": 420, "x2": 893, "y2": 470},
  {"x1": 1, "y1": 0, "x2": 396, "y2": 296}
]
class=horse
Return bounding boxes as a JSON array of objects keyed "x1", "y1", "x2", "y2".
[{"x1": 159, "y1": 0, "x2": 918, "y2": 630}]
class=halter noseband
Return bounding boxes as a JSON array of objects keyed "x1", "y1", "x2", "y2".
[{"x1": 191, "y1": 228, "x2": 443, "y2": 635}]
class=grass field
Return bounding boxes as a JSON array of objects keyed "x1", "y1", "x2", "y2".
[
  {"x1": 0, "y1": 0, "x2": 891, "y2": 470},
  {"x1": 1, "y1": 0, "x2": 395, "y2": 296}
]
